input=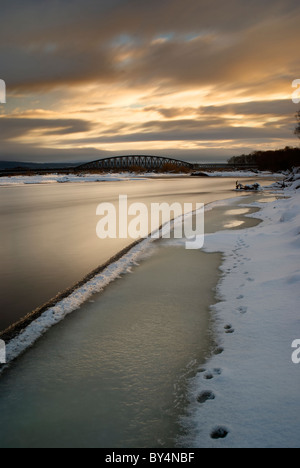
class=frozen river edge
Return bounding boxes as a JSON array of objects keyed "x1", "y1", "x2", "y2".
[{"x1": 180, "y1": 175, "x2": 300, "y2": 448}]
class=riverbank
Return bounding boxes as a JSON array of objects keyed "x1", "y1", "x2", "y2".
[
  {"x1": 0, "y1": 170, "x2": 277, "y2": 186},
  {"x1": 180, "y1": 173, "x2": 300, "y2": 448}
]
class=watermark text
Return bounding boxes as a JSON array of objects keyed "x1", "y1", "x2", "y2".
[
  {"x1": 96, "y1": 196, "x2": 204, "y2": 249},
  {"x1": 0, "y1": 340, "x2": 6, "y2": 364},
  {"x1": 0, "y1": 79, "x2": 6, "y2": 104},
  {"x1": 291, "y1": 339, "x2": 300, "y2": 364},
  {"x1": 292, "y1": 79, "x2": 300, "y2": 104}
]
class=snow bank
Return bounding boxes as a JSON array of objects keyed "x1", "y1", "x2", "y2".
[
  {"x1": 203, "y1": 171, "x2": 274, "y2": 178},
  {"x1": 0, "y1": 170, "x2": 278, "y2": 186},
  {"x1": 181, "y1": 179, "x2": 300, "y2": 448},
  {"x1": 0, "y1": 173, "x2": 147, "y2": 186}
]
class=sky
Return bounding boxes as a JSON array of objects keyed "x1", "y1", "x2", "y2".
[{"x1": 0, "y1": 0, "x2": 299, "y2": 164}]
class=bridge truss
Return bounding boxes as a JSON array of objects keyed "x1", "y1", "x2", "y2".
[{"x1": 77, "y1": 155, "x2": 193, "y2": 171}]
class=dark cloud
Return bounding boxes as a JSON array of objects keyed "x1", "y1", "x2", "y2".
[
  {"x1": 0, "y1": 0, "x2": 299, "y2": 90},
  {"x1": 200, "y1": 100, "x2": 297, "y2": 117},
  {"x1": 124, "y1": 15, "x2": 299, "y2": 90},
  {"x1": 0, "y1": 0, "x2": 299, "y2": 163},
  {"x1": 148, "y1": 99, "x2": 295, "y2": 119},
  {"x1": 148, "y1": 100, "x2": 296, "y2": 119},
  {"x1": 0, "y1": 117, "x2": 93, "y2": 140},
  {"x1": 62, "y1": 119, "x2": 293, "y2": 145},
  {"x1": 0, "y1": 0, "x2": 289, "y2": 45}
]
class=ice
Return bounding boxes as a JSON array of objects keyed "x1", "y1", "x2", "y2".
[
  {"x1": 202, "y1": 171, "x2": 274, "y2": 178},
  {"x1": 0, "y1": 173, "x2": 147, "y2": 186},
  {"x1": 3, "y1": 237, "x2": 154, "y2": 368},
  {"x1": 0, "y1": 170, "x2": 280, "y2": 186}
]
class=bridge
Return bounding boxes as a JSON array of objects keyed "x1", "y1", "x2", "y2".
[
  {"x1": 76, "y1": 155, "x2": 259, "y2": 172},
  {"x1": 77, "y1": 155, "x2": 194, "y2": 171}
]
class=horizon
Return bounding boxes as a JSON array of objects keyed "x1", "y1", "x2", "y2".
[{"x1": 0, "y1": 0, "x2": 299, "y2": 164}]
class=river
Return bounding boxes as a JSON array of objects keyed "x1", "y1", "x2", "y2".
[
  {"x1": 0, "y1": 176, "x2": 263, "y2": 331},
  {"x1": 0, "y1": 192, "x2": 267, "y2": 448}
]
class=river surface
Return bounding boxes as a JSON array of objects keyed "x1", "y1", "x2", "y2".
[
  {"x1": 0, "y1": 177, "x2": 267, "y2": 331},
  {"x1": 0, "y1": 195, "x2": 264, "y2": 448}
]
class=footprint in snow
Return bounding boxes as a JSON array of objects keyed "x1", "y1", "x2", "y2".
[
  {"x1": 210, "y1": 426, "x2": 229, "y2": 440},
  {"x1": 203, "y1": 372, "x2": 214, "y2": 380},
  {"x1": 214, "y1": 347, "x2": 224, "y2": 355},
  {"x1": 197, "y1": 390, "x2": 215, "y2": 404}
]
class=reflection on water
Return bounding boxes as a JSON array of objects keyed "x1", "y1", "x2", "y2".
[
  {"x1": 225, "y1": 208, "x2": 250, "y2": 216},
  {"x1": 224, "y1": 220, "x2": 245, "y2": 229},
  {"x1": 256, "y1": 196, "x2": 278, "y2": 203},
  {"x1": 0, "y1": 177, "x2": 259, "y2": 331}
]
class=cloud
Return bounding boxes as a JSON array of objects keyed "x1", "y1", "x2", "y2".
[
  {"x1": 0, "y1": 117, "x2": 93, "y2": 140},
  {"x1": 60, "y1": 118, "x2": 293, "y2": 146},
  {"x1": 146, "y1": 100, "x2": 297, "y2": 119},
  {"x1": 0, "y1": 0, "x2": 299, "y2": 91},
  {"x1": 200, "y1": 100, "x2": 297, "y2": 117},
  {"x1": 0, "y1": 0, "x2": 299, "y2": 162}
]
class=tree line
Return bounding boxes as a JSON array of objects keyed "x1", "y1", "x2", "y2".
[{"x1": 228, "y1": 111, "x2": 300, "y2": 171}]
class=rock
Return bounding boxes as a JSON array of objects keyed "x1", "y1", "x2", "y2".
[
  {"x1": 210, "y1": 426, "x2": 229, "y2": 439},
  {"x1": 191, "y1": 172, "x2": 210, "y2": 177}
]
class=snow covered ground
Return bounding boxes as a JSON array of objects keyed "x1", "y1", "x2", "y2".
[
  {"x1": 0, "y1": 172, "x2": 147, "y2": 186},
  {"x1": 0, "y1": 170, "x2": 277, "y2": 186},
  {"x1": 202, "y1": 171, "x2": 274, "y2": 178},
  {"x1": 181, "y1": 168, "x2": 300, "y2": 448}
]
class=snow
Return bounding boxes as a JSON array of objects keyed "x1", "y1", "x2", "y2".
[
  {"x1": 0, "y1": 170, "x2": 279, "y2": 186},
  {"x1": 180, "y1": 171, "x2": 300, "y2": 448},
  {"x1": 203, "y1": 171, "x2": 274, "y2": 178},
  {"x1": 0, "y1": 172, "x2": 147, "y2": 186}
]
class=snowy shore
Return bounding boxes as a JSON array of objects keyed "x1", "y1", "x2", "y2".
[
  {"x1": 182, "y1": 168, "x2": 300, "y2": 448},
  {"x1": 0, "y1": 170, "x2": 276, "y2": 186},
  {"x1": 0, "y1": 172, "x2": 146, "y2": 186}
]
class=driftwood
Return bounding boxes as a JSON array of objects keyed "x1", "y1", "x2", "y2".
[{"x1": 236, "y1": 181, "x2": 261, "y2": 191}]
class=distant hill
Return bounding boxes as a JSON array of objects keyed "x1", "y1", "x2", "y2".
[{"x1": 0, "y1": 161, "x2": 78, "y2": 171}]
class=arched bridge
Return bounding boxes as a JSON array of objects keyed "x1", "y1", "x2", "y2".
[{"x1": 77, "y1": 155, "x2": 193, "y2": 171}]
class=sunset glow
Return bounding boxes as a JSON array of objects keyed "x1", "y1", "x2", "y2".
[{"x1": 0, "y1": 0, "x2": 299, "y2": 164}]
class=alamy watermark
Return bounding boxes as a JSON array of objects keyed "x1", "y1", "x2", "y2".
[
  {"x1": 96, "y1": 195, "x2": 204, "y2": 249},
  {"x1": 0, "y1": 79, "x2": 6, "y2": 104},
  {"x1": 291, "y1": 340, "x2": 300, "y2": 364},
  {"x1": 292, "y1": 79, "x2": 300, "y2": 104},
  {"x1": 0, "y1": 340, "x2": 6, "y2": 364}
]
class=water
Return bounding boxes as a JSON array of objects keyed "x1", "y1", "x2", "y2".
[
  {"x1": 0, "y1": 198, "x2": 262, "y2": 448},
  {"x1": 0, "y1": 177, "x2": 265, "y2": 331}
]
